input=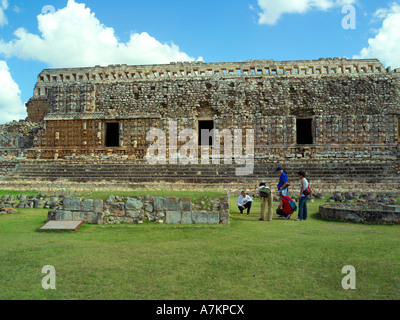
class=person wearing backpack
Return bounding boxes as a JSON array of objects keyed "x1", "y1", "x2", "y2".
[
  {"x1": 296, "y1": 171, "x2": 309, "y2": 221},
  {"x1": 276, "y1": 191, "x2": 296, "y2": 220},
  {"x1": 257, "y1": 183, "x2": 273, "y2": 221}
]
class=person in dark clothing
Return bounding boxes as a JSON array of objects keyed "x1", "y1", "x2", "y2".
[{"x1": 296, "y1": 171, "x2": 309, "y2": 221}]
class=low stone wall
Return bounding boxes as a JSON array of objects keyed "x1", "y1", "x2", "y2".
[
  {"x1": 48, "y1": 195, "x2": 230, "y2": 225},
  {"x1": 0, "y1": 194, "x2": 62, "y2": 211},
  {"x1": 319, "y1": 203, "x2": 400, "y2": 224}
]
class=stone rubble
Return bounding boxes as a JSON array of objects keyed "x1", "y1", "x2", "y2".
[{"x1": 0, "y1": 194, "x2": 62, "y2": 214}]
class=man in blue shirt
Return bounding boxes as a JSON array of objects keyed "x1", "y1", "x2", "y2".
[{"x1": 275, "y1": 167, "x2": 289, "y2": 196}]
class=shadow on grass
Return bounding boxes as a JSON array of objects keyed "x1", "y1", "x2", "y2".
[
  {"x1": 310, "y1": 212, "x2": 325, "y2": 221},
  {"x1": 231, "y1": 212, "x2": 288, "y2": 222},
  {"x1": 37, "y1": 229, "x2": 79, "y2": 234}
]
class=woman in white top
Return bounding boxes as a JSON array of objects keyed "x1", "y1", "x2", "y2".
[{"x1": 296, "y1": 171, "x2": 309, "y2": 221}]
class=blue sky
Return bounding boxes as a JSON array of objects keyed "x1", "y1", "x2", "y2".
[{"x1": 0, "y1": 0, "x2": 399, "y2": 123}]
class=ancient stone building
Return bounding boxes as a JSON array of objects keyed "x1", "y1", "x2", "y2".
[
  {"x1": 0, "y1": 57, "x2": 397, "y2": 196},
  {"x1": 26, "y1": 58, "x2": 400, "y2": 163}
]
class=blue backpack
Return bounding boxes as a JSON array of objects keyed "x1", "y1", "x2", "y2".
[{"x1": 283, "y1": 196, "x2": 298, "y2": 212}]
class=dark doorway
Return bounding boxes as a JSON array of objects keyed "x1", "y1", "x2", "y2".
[
  {"x1": 199, "y1": 120, "x2": 214, "y2": 146},
  {"x1": 296, "y1": 119, "x2": 313, "y2": 145},
  {"x1": 106, "y1": 123, "x2": 120, "y2": 147}
]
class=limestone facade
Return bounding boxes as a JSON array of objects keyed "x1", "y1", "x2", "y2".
[{"x1": 26, "y1": 58, "x2": 400, "y2": 161}]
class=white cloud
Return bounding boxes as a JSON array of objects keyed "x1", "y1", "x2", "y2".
[
  {"x1": 1, "y1": 0, "x2": 9, "y2": 10},
  {"x1": 354, "y1": 3, "x2": 400, "y2": 69},
  {"x1": 0, "y1": 9, "x2": 7, "y2": 26},
  {"x1": 0, "y1": 0, "x2": 201, "y2": 68},
  {"x1": 0, "y1": 0, "x2": 8, "y2": 27},
  {"x1": 256, "y1": 0, "x2": 356, "y2": 25},
  {"x1": 0, "y1": 61, "x2": 26, "y2": 124}
]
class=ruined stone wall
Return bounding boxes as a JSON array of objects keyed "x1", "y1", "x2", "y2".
[
  {"x1": 0, "y1": 121, "x2": 43, "y2": 159},
  {"x1": 40, "y1": 72, "x2": 400, "y2": 118},
  {"x1": 320, "y1": 203, "x2": 400, "y2": 224},
  {"x1": 26, "y1": 98, "x2": 49, "y2": 123},
  {"x1": 26, "y1": 58, "x2": 400, "y2": 160},
  {"x1": 31, "y1": 116, "x2": 399, "y2": 161},
  {"x1": 34, "y1": 118, "x2": 155, "y2": 159},
  {"x1": 47, "y1": 195, "x2": 230, "y2": 225}
]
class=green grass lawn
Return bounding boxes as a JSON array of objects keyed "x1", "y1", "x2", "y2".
[
  {"x1": 0, "y1": 193, "x2": 399, "y2": 300},
  {"x1": 0, "y1": 190, "x2": 40, "y2": 197}
]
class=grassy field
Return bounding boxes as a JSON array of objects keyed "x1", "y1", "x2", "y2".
[
  {"x1": 0, "y1": 190, "x2": 40, "y2": 197},
  {"x1": 0, "y1": 191, "x2": 399, "y2": 300}
]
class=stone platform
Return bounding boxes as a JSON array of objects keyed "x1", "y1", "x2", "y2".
[
  {"x1": 0, "y1": 159, "x2": 399, "y2": 195},
  {"x1": 319, "y1": 203, "x2": 400, "y2": 224},
  {"x1": 39, "y1": 220, "x2": 85, "y2": 231}
]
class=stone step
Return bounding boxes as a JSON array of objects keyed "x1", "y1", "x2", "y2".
[
  {"x1": 11, "y1": 169, "x2": 395, "y2": 176},
  {"x1": 12, "y1": 170, "x2": 394, "y2": 177},
  {"x1": 6, "y1": 161, "x2": 397, "y2": 184},
  {"x1": 14, "y1": 169, "x2": 391, "y2": 175},
  {"x1": 12, "y1": 165, "x2": 394, "y2": 173},
  {"x1": 14, "y1": 164, "x2": 391, "y2": 169},
  {"x1": 14, "y1": 166, "x2": 397, "y2": 172},
  {"x1": 16, "y1": 163, "x2": 393, "y2": 168},
  {"x1": 6, "y1": 174, "x2": 400, "y2": 183},
  {"x1": 14, "y1": 173, "x2": 391, "y2": 179}
]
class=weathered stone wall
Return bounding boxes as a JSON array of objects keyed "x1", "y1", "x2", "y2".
[
  {"x1": 88, "y1": 75, "x2": 400, "y2": 117},
  {"x1": 26, "y1": 98, "x2": 49, "y2": 123},
  {"x1": 48, "y1": 195, "x2": 230, "y2": 225},
  {"x1": 320, "y1": 203, "x2": 400, "y2": 224},
  {"x1": 0, "y1": 121, "x2": 43, "y2": 159},
  {"x1": 25, "y1": 58, "x2": 400, "y2": 161},
  {"x1": 0, "y1": 194, "x2": 62, "y2": 213},
  {"x1": 30, "y1": 115, "x2": 399, "y2": 161}
]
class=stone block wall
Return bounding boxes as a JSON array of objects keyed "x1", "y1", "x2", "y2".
[
  {"x1": 0, "y1": 194, "x2": 62, "y2": 211},
  {"x1": 0, "y1": 121, "x2": 43, "y2": 159},
  {"x1": 26, "y1": 98, "x2": 49, "y2": 123},
  {"x1": 52, "y1": 197, "x2": 103, "y2": 224},
  {"x1": 49, "y1": 195, "x2": 230, "y2": 225},
  {"x1": 24, "y1": 58, "x2": 400, "y2": 161},
  {"x1": 29, "y1": 114, "x2": 399, "y2": 161},
  {"x1": 320, "y1": 203, "x2": 400, "y2": 224}
]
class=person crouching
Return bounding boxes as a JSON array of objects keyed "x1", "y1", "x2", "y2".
[
  {"x1": 276, "y1": 191, "x2": 294, "y2": 220},
  {"x1": 237, "y1": 191, "x2": 253, "y2": 215}
]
